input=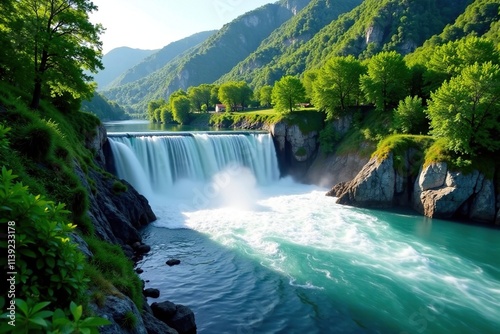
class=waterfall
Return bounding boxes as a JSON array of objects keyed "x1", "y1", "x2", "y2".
[{"x1": 108, "y1": 133, "x2": 280, "y2": 196}]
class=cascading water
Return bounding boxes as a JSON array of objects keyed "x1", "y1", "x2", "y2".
[
  {"x1": 107, "y1": 129, "x2": 500, "y2": 334},
  {"x1": 108, "y1": 133, "x2": 280, "y2": 197}
]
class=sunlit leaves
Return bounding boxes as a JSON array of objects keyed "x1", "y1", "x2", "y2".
[{"x1": 427, "y1": 62, "x2": 500, "y2": 155}]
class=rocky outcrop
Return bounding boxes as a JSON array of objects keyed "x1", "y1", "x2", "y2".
[
  {"x1": 90, "y1": 295, "x2": 147, "y2": 334},
  {"x1": 413, "y1": 163, "x2": 497, "y2": 223},
  {"x1": 270, "y1": 121, "x2": 319, "y2": 179},
  {"x1": 151, "y1": 301, "x2": 197, "y2": 334},
  {"x1": 329, "y1": 151, "x2": 499, "y2": 224},
  {"x1": 78, "y1": 125, "x2": 156, "y2": 246},
  {"x1": 305, "y1": 151, "x2": 369, "y2": 187},
  {"x1": 334, "y1": 155, "x2": 396, "y2": 208}
]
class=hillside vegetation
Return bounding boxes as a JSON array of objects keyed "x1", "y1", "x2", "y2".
[{"x1": 101, "y1": 0, "x2": 485, "y2": 115}]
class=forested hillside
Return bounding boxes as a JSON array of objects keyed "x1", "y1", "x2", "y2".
[
  {"x1": 102, "y1": 0, "x2": 311, "y2": 113},
  {"x1": 107, "y1": 30, "x2": 216, "y2": 89},
  {"x1": 219, "y1": 0, "x2": 363, "y2": 85},
  {"x1": 102, "y1": 0, "x2": 498, "y2": 117},
  {"x1": 93, "y1": 47, "x2": 156, "y2": 90},
  {"x1": 238, "y1": 0, "x2": 473, "y2": 88}
]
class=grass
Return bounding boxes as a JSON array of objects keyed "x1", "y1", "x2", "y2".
[
  {"x1": 208, "y1": 107, "x2": 325, "y2": 133},
  {"x1": 0, "y1": 82, "x2": 144, "y2": 313}
]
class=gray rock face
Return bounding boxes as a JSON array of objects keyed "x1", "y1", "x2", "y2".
[
  {"x1": 77, "y1": 126, "x2": 156, "y2": 246},
  {"x1": 151, "y1": 301, "x2": 197, "y2": 334},
  {"x1": 306, "y1": 151, "x2": 370, "y2": 188},
  {"x1": 90, "y1": 295, "x2": 147, "y2": 334},
  {"x1": 327, "y1": 148, "x2": 499, "y2": 224},
  {"x1": 335, "y1": 155, "x2": 395, "y2": 208},
  {"x1": 413, "y1": 164, "x2": 497, "y2": 222},
  {"x1": 270, "y1": 121, "x2": 319, "y2": 179}
]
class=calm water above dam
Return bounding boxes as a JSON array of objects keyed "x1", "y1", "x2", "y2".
[{"x1": 106, "y1": 123, "x2": 500, "y2": 333}]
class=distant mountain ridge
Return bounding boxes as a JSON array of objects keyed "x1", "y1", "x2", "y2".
[
  {"x1": 101, "y1": 0, "x2": 497, "y2": 115},
  {"x1": 103, "y1": 0, "x2": 311, "y2": 112},
  {"x1": 94, "y1": 47, "x2": 157, "y2": 90},
  {"x1": 107, "y1": 30, "x2": 217, "y2": 89}
]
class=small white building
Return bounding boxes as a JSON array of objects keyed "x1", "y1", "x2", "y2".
[{"x1": 215, "y1": 104, "x2": 226, "y2": 112}]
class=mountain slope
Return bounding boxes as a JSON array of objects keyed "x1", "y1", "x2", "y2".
[
  {"x1": 108, "y1": 30, "x2": 217, "y2": 89},
  {"x1": 237, "y1": 0, "x2": 473, "y2": 88},
  {"x1": 219, "y1": 0, "x2": 364, "y2": 85},
  {"x1": 93, "y1": 47, "x2": 156, "y2": 90},
  {"x1": 102, "y1": 0, "x2": 311, "y2": 113}
]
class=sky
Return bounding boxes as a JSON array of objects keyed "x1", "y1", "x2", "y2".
[{"x1": 90, "y1": 0, "x2": 277, "y2": 55}]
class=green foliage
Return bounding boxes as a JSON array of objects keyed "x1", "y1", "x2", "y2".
[
  {"x1": 120, "y1": 311, "x2": 138, "y2": 330},
  {"x1": 0, "y1": 298, "x2": 111, "y2": 333},
  {"x1": 393, "y1": 96, "x2": 428, "y2": 134},
  {"x1": 258, "y1": 85, "x2": 273, "y2": 107},
  {"x1": 171, "y1": 95, "x2": 191, "y2": 124},
  {"x1": 2, "y1": 0, "x2": 103, "y2": 109},
  {"x1": 272, "y1": 76, "x2": 306, "y2": 113},
  {"x1": 188, "y1": 84, "x2": 214, "y2": 111},
  {"x1": 85, "y1": 238, "x2": 143, "y2": 309},
  {"x1": 427, "y1": 62, "x2": 500, "y2": 156},
  {"x1": 147, "y1": 99, "x2": 167, "y2": 123},
  {"x1": 423, "y1": 36, "x2": 500, "y2": 93},
  {"x1": 360, "y1": 51, "x2": 410, "y2": 112},
  {"x1": 319, "y1": 124, "x2": 340, "y2": 154},
  {"x1": 0, "y1": 167, "x2": 86, "y2": 306},
  {"x1": 218, "y1": 81, "x2": 253, "y2": 111},
  {"x1": 15, "y1": 122, "x2": 55, "y2": 162},
  {"x1": 312, "y1": 55, "x2": 366, "y2": 119},
  {"x1": 81, "y1": 93, "x2": 128, "y2": 121},
  {"x1": 112, "y1": 180, "x2": 128, "y2": 194},
  {"x1": 373, "y1": 134, "x2": 434, "y2": 161}
]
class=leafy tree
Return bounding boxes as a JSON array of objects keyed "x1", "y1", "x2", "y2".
[
  {"x1": 427, "y1": 62, "x2": 500, "y2": 155},
  {"x1": 188, "y1": 84, "x2": 213, "y2": 111},
  {"x1": 393, "y1": 96, "x2": 428, "y2": 134},
  {"x1": 236, "y1": 81, "x2": 253, "y2": 110},
  {"x1": 218, "y1": 82, "x2": 240, "y2": 111},
  {"x1": 272, "y1": 76, "x2": 306, "y2": 113},
  {"x1": 425, "y1": 36, "x2": 500, "y2": 93},
  {"x1": 360, "y1": 51, "x2": 410, "y2": 112},
  {"x1": 8, "y1": 0, "x2": 104, "y2": 109},
  {"x1": 160, "y1": 105, "x2": 172, "y2": 124},
  {"x1": 302, "y1": 69, "x2": 319, "y2": 101},
  {"x1": 147, "y1": 99, "x2": 167, "y2": 122},
  {"x1": 312, "y1": 55, "x2": 366, "y2": 120},
  {"x1": 258, "y1": 85, "x2": 273, "y2": 107},
  {"x1": 171, "y1": 95, "x2": 191, "y2": 124},
  {"x1": 217, "y1": 81, "x2": 253, "y2": 111}
]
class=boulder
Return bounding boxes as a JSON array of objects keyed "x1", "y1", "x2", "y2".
[
  {"x1": 469, "y1": 178, "x2": 496, "y2": 223},
  {"x1": 143, "y1": 288, "x2": 160, "y2": 298},
  {"x1": 151, "y1": 301, "x2": 196, "y2": 334},
  {"x1": 166, "y1": 259, "x2": 181, "y2": 266},
  {"x1": 336, "y1": 155, "x2": 395, "y2": 208},
  {"x1": 90, "y1": 295, "x2": 147, "y2": 334}
]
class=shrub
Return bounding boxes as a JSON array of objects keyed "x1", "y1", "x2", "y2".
[
  {"x1": 85, "y1": 238, "x2": 143, "y2": 309},
  {"x1": 16, "y1": 122, "x2": 55, "y2": 161},
  {"x1": 0, "y1": 167, "x2": 86, "y2": 307},
  {"x1": 112, "y1": 180, "x2": 128, "y2": 194}
]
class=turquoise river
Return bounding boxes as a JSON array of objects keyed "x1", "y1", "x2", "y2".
[{"x1": 107, "y1": 126, "x2": 500, "y2": 334}]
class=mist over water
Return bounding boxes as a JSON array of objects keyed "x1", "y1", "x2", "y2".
[{"x1": 109, "y1": 133, "x2": 500, "y2": 334}]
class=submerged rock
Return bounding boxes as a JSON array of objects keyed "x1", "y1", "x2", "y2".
[
  {"x1": 143, "y1": 288, "x2": 160, "y2": 298},
  {"x1": 166, "y1": 259, "x2": 181, "y2": 266},
  {"x1": 151, "y1": 301, "x2": 196, "y2": 334}
]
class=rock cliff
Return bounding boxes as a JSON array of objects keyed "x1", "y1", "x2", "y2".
[
  {"x1": 270, "y1": 121, "x2": 319, "y2": 179},
  {"x1": 80, "y1": 125, "x2": 196, "y2": 333},
  {"x1": 328, "y1": 151, "x2": 499, "y2": 225}
]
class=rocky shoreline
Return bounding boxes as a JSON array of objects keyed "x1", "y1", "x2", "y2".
[{"x1": 82, "y1": 125, "x2": 197, "y2": 334}]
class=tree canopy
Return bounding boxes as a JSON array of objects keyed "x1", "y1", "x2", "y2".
[
  {"x1": 427, "y1": 62, "x2": 500, "y2": 155},
  {"x1": 272, "y1": 76, "x2": 306, "y2": 113},
  {"x1": 2, "y1": 0, "x2": 103, "y2": 109}
]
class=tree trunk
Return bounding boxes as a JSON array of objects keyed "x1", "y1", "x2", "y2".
[{"x1": 30, "y1": 78, "x2": 42, "y2": 110}]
